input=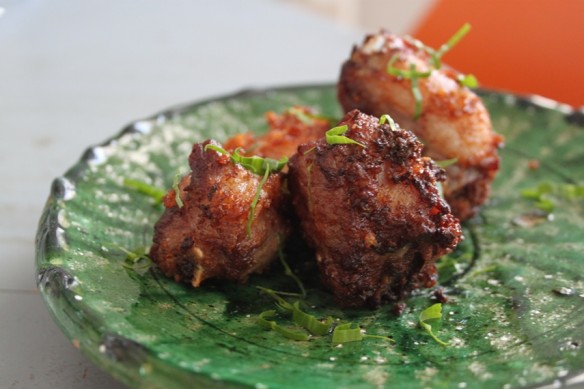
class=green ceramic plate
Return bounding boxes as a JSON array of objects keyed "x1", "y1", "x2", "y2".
[{"x1": 36, "y1": 85, "x2": 584, "y2": 389}]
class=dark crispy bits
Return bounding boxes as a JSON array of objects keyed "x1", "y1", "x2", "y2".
[
  {"x1": 150, "y1": 140, "x2": 290, "y2": 287},
  {"x1": 287, "y1": 110, "x2": 462, "y2": 308},
  {"x1": 338, "y1": 31, "x2": 503, "y2": 220}
]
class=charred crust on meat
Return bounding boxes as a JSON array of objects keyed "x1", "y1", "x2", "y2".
[
  {"x1": 288, "y1": 110, "x2": 461, "y2": 308},
  {"x1": 149, "y1": 139, "x2": 290, "y2": 287},
  {"x1": 180, "y1": 236, "x2": 194, "y2": 251},
  {"x1": 338, "y1": 30, "x2": 503, "y2": 221},
  {"x1": 207, "y1": 184, "x2": 218, "y2": 201}
]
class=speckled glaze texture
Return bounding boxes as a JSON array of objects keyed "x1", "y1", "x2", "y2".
[{"x1": 36, "y1": 85, "x2": 584, "y2": 389}]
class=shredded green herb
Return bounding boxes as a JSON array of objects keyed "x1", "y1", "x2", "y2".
[
  {"x1": 331, "y1": 323, "x2": 362, "y2": 344},
  {"x1": 386, "y1": 23, "x2": 478, "y2": 119},
  {"x1": 432, "y1": 22, "x2": 472, "y2": 68},
  {"x1": 257, "y1": 286, "x2": 318, "y2": 340},
  {"x1": 436, "y1": 158, "x2": 458, "y2": 168},
  {"x1": 172, "y1": 171, "x2": 185, "y2": 208},
  {"x1": 292, "y1": 302, "x2": 333, "y2": 336},
  {"x1": 457, "y1": 73, "x2": 479, "y2": 88},
  {"x1": 325, "y1": 124, "x2": 366, "y2": 148},
  {"x1": 331, "y1": 323, "x2": 393, "y2": 345},
  {"x1": 562, "y1": 184, "x2": 584, "y2": 199},
  {"x1": 257, "y1": 310, "x2": 280, "y2": 328},
  {"x1": 117, "y1": 245, "x2": 153, "y2": 273},
  {"x1": 123, "y1": 178, "x2": 166, "y2": 204},
  {"x1": 286, "y1": 107, "x2": 338, "y2": 126},
  {"x1": 419, "y1": 303, "x2": 449, "y2": 346},
  {"x1": 363, "y1": 333, "x2": 395, "y2": 342},
  {"x1": 386, "y1": 56, "x2": 431, "y2": 120},
  {"x1": 233, "y1": 148, "x2": 288, "y2": 175},
  {"x1": 520, "y1": 181, "x2": 584, "y2": 213},
  {"x1": 405, "y1": 23, "x2": 475, "y2": 80},
  {"x1": 379, "y1": 114, "x2": 399, "y2": 131},
  {"x1": 257, "y1": 310, "x2": 310, "y2": 341},
  {"x1": 257, "y1": 287, "x2": 393, "y2": 345},
  {"x1": 468, "y1": 264, "x2": 499, "y2": 279},
  {"x1": 287, "y1": 107, "x2": 314, "y2": 125},
  {"x1": 246, "y1": 168, "x2": 270, "y2": 236},
  {"x1": 534, "y1": 197, "x2": 555, "y2": 213},
  {"x1": 386, "y1": 55, "x2": 432, "y2": 79},
  {"x1": 277, "y1": 241, "x2": 307, "y2": 298},
  {"x1": 303, "y1": 146, "x2": 316, "y2": 155},
  {"x1": 204, "y1": 144, "x2": 288, "y2": 237},
  {"x1": 256, "y1": 286, "x2": 304, "y2": 299},
  {"x1": 204, "y1": 144, "x2": 287, "y2": 175}
]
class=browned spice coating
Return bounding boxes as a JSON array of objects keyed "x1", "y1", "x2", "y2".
[
  {"x1": 287, "y1": 110, "x2": 462, "y2": 308},
  {"x1": 224, "y1": 106, "x2": 331, "y2": 160},
  {"x1": 338, "y1": 31, "x2": 503, "y2": 220},
  {"x1": 150, "y1": 140, "x2": 290, "y2": 287}
]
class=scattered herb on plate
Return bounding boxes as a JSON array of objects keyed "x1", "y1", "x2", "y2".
[{"x1": 419, "y1": 303, "x2": 449, "y2": 346}]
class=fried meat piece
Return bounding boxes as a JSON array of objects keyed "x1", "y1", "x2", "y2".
[
  {"x1": 338, "y1": 31, "x2": 503, "y2": 220},
  {"x1": 224, "y1": 106, "x2": 331, "y2": 160},
  {"x1": 150, "y1": 140, "x2": 290, "y2": 286},
  {"x1": 287, "y1": 110, "x2": 462, "y2": 308}
]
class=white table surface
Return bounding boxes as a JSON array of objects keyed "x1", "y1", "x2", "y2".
[{"x1": 0, "y1": 1, "x2": 370, "y2": 387}]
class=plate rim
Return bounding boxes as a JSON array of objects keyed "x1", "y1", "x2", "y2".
[{"x1": 34, "y1": 83, "x2": 584, "y2": 389}]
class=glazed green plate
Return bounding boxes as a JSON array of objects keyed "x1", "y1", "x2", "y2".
[{"x1": 36, "y1": 85, "x2": 584, "y2": 389}]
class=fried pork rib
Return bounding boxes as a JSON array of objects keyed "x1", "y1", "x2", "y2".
[
  {"x1": 287, "y1": 110, "x2": 462, "y2": 308},
  {"x1": 150, "y1": 140, "x2": 290, "y2": 286},
  {"x1": 224, "y1": 106, "x2": 331, "y2": 159},
  {"x1": 338, "y1": 31, "x2": 504, "y2": 220}
]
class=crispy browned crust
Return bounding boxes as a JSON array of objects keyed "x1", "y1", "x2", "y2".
[
  {"x1": 224, "y1": 106, "x2": 331, "y2": 160},
  {"x1": 338, "y1": 31, "x2": 503, "y2": 220},
  {"x1": 287, "y1": 110, "x2": 462, "y2": 308},
  {"x1": 150, "y1": 140, "x2": 290, "y2": 287}
]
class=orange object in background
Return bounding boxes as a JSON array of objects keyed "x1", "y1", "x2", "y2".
[{"x1": 411, "y1": 0, "x2": 584, "y2": 107}]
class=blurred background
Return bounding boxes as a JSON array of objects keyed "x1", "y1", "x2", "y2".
[
  {"x1": 0, "y1": 1, "x2": 581, "y2": 388},
  {"x1": 287, "y1": 0, "x2": 583, "y2": 106}
]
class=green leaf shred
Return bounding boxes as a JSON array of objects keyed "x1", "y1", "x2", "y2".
[
  {"x1": 286, "y1": 107, "x2": 339, "y2": 126},
  {"x1": 203, "y1": 143, "x2": 230, "y2": 157},
  {"x1": 123, "y1": 178, "x2": 166, "y2": 204},
  {"x1": 325, "y1": 125, "x2": 366, "y2": 148},
  {"x1": 386, "y1": 56, "x2": 431, "y2": 120},
  {"x1": 205, "y1": 144, "x2": 287, "y2": 176},
  {"x1": 278, "y1": 242, "x2": 307, "y2": 298},
  {"x1": 332, "y1": 323, "x2": 362, "y2": 344},
  {"x1": 436, "y1": 158, "x2": 458, "y2": 168},
  {"x1": 257, "y1": 310, "x2": 310, "y2": 341},
  {"x1": 203, "y1": 144, "x2": 287, "y2": 237},
  {"x1": 434, "y1": 22, "x2": 472, "y2": 64},
  {"x1": 386, "y1": 55, "x2": 432, "y2": 79},
  {"x1": 292, "y1": 302, "x2": 333, "y2": 336},
  {"x1": 233, "y1": 148, "x2": 288, "y2": 176},
  {"x1": 457, "y1": 73, "x2": 479, "y2": 88},
  {"x1": 257, "y1": 286, "x2": 393, "y2": 345},
  {"x1": 116, "y1": 245, "x2": 153, "y2": 273},
  {"x1": 379, "y1": 114, "x2": 399, "y2": 131},
  {"x1": 520, "y1": 181, "x2": 584, "y2": 213},
  {"x1": 419, "y1": 303, "x2": 449, "y2": 346},
  {"x1": 246, "y1": 168, "x2": 269, "y2": 237},
  {"x1": 256, "y1": 286, "x2": 303, "y2": 300},
  {"x1": 331, "y1": 323, "x2": 393, "y2": 344},
  {"x1": 287, "y1": 107, "x2": 314, "y2": 125},
  {"x1": 172, "y1": 171, "x2": 185, "y2": 208},
  {"x1": 386, "y1": 23, "x2": 478, "y2": 119}
]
